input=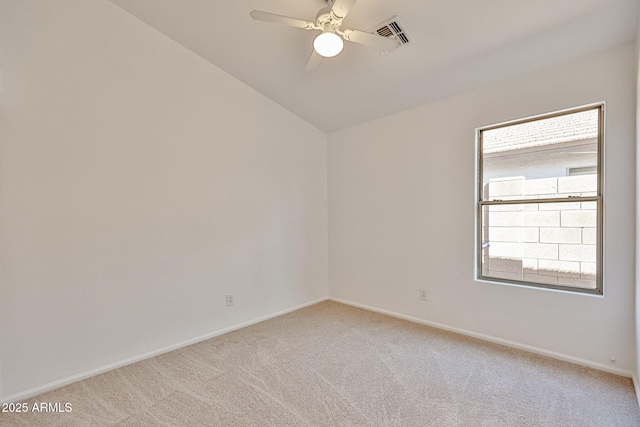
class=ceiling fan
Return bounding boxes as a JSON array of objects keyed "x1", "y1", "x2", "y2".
[{"x1": 250, "y1": 0, "x2": 399, "y2": 72}]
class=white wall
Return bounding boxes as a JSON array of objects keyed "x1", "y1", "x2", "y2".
[
  {"x1": 329, "y1": 44, "x2": 636, "y2": 373},
  {"x1": 0, "y1": 0, "x2": 328, "y2": 401},
  {"x1": 635, "y1": 17, "x2": 640, "y2": 389}
]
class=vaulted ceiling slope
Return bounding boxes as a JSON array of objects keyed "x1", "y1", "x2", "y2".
[{"x1": 109, "y1": 0, "x2": 640, "y2": 132}]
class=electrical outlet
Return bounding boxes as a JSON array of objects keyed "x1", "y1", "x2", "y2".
[
  {"x1": 419, "y1": 289, "x2": 427, "y2": 301},
  {"x1": 226, "y1": 294, "x2": 234, "y2": 307}
]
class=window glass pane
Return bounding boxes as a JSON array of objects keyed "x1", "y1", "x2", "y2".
[
  {"x1": 481, "y1": 202, "x2": 596, "y2": 290},
  {"x1": 481, "y1": 109, "x2": 599, "y2": 201}
]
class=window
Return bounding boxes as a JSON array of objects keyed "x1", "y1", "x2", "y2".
[{"x1": 477, "y1": 105, "x2": 603, "y2": 294}]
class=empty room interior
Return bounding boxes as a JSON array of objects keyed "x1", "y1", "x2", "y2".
[{"x1": 2, "y1": 0, "x2": 640, "y2": 425}]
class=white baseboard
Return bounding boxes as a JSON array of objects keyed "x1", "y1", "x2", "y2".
[
  {"x1": 329, "y1": 297, "x2": 635, "y2": 379},
  {"x1": 1, "y1": 296, "x2": 329, "y2": 404},
  {"x1": 633, "y1": 374, "x2": 640, "y2": 410}
]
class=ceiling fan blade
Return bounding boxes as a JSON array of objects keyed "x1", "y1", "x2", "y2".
[
  {"x1": 342, "y1": 29, "x2": 399, "y2": 52},
  {"x1": 305, "y1": 50, "x2": 323, "y2": 72},
  {"x1": 250, "y1": 10, "x2": 316, "y2": 30},
  {"x1": 331, "y1": 0, "x2": 358, "y2": 20}
]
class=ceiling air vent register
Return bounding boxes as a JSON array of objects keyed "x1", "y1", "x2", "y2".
[{"x1": 373, "y1": 16, "x2": 411, "y2": 56}]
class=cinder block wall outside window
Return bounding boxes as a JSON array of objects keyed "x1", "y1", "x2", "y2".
[{"x1": 482, "y1": 174, "x2": 596, "y2": 288}]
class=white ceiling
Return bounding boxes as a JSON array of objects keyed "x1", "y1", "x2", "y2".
[{"x1": 109, "y1": 0, "x2": 640, "y2": 132}]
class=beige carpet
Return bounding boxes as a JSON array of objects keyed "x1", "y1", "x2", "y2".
[{"x1": 1, "y1": 301, "x2": 639, "y2": 426}]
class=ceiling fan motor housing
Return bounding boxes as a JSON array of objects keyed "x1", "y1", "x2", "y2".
[{"x1": 316, "y1": 6, "x2": 343, "y2": 31}]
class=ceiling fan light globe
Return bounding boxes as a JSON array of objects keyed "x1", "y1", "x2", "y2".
[{"x1": 313, "y1": 32, "x2": 344, "y2": 57}]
